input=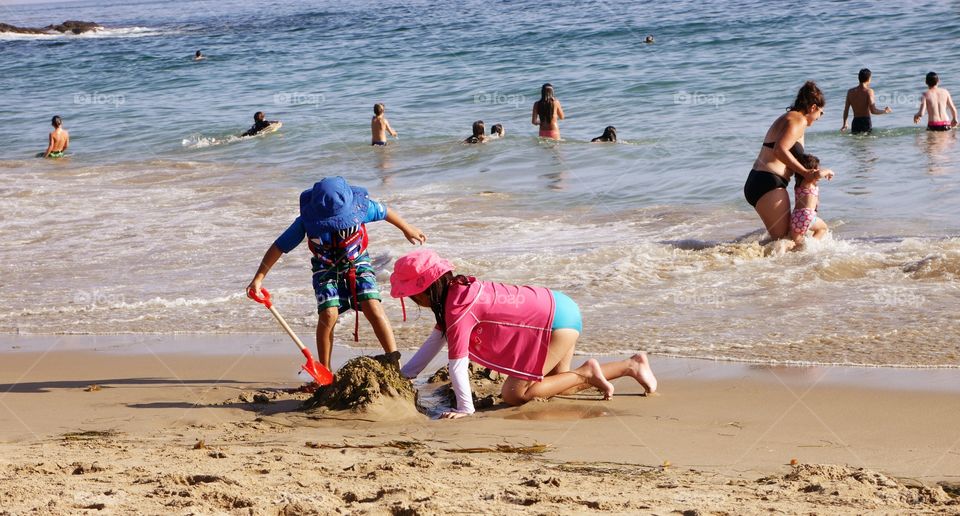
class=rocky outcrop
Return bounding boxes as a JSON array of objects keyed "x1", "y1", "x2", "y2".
[{"x1": 0, "y1": 20, "x2": 102, "y2": 35}]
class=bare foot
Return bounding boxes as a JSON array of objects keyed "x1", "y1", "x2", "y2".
[
  {"x1": 627, "y1": 353, "x2": 658, "y2": 394},
  {"x1": 584, "y1": 359, "x2": 615, "y2": 400}
]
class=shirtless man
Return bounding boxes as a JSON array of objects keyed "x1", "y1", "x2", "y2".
[
  {"x1": 914, "y1": 72, "x2": 958, "y2": 131},
  {"x1": 841, "y1": 68, "x2": 891, "y2": 134},
  {"x1": 371, "y1": 103, "x2": 397, "y2": 146},
  {"x1": 43, "y1": 116, "x2": 69, "y2": 158}
]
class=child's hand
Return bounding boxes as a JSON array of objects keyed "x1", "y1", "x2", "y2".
[
  {"x1": 403, "y1": 226, "x2": 426, "y2": 245},
  {"x1": 246, "y1": 278, "x2": 263, "y2": 299},
  {"x1": 819, "y1": 168, "x2": 835, "y2": 181},
  {"x1": 914, "y1": 114, "x2": 922, "y2": 124},
  {"x1": 439, "y1": 411, "x2": 470, "y2": 420}
]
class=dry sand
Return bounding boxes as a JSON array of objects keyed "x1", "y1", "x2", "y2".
[{"x1": 1, "y1": 335, "x2": 959, "y2": 515}]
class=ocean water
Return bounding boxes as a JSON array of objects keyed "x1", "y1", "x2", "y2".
[{"x1": 2, "y1": 0, "x2": 959, "y2": 367}]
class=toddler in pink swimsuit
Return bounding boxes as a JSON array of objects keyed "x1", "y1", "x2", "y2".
[
  {"x1": 390, "y1": 249, "x2": 657, "y2": 419},
  {"x1": 790, "y1": 153, "x2": 831, "y2": 245}
]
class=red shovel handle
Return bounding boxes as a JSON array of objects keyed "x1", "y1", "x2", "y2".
[{"x1": 248, "y1": 287, "x2": 272, "y2": 309}]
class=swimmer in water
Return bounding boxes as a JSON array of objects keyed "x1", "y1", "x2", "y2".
[
  {"x1": 194, "y1": 50, "x2": 205, "y2": 61},
  {"x1": 241, "y1": 111, "x2": 279, "y2": 137},
  {"x1": 645, "y1": 35, "x2": 654, "y2": 44},
  {"x1": 371, "y1": 103, "x2": 398, "y2": 146},
  {"x1": 841, "y1": 68, "x2": 892, "y2": 134},
  {"x1": 914, "y1": 72, "x2": 958, "y2": 131},
  {"x1": 531, "y1": 83, "x2": 564, "y2": 140},
  {"x1": 591, "y1": 126, "x2": 617, "y2": 142},
  {"x1": 464, "y1": 120, "x2": 487, "y2": 144},
  {"x1": 490, "y1": 123, "x2": 504, "y2": 139},
  {"x1": 43, "y1": 115, "x2": 69, "y2": 159}
]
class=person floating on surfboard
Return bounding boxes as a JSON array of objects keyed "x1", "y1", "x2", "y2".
[
  {"x1": 42, "y1": 115, "x2": 69, "y2": 159},
  {"x1": 241, "y1": 111, "x2": 280, "y2": 137},
  {"x1": 246, "y1": 176, "x2": 426, "y2": 371}
]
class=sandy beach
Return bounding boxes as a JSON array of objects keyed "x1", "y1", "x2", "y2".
[{"x1": 1, "y1": 335, "x2": 958, "y2": 514}]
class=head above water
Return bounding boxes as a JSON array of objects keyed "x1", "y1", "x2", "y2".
[
  {"x1": 858, "y1": 68, "x2": 871, "y2": 84},
  {"x1": 254, "y1": 111, "x2": 265, "y2": 122},
  {"x1": 599, "y1": 126, "x2": 617, "y2": 142},
  {"x1": 472, "y1": 120, "x2": 485, "y2": 138},
  {"x1": 926, "y1": 72, "x2": 939, "y2": 88},
  {"x1": 538, "y1": 83, "x2": 556, "y2": 125},
  {"x1": 789, "y1": 81, "x2": 825, "y2": 123},
  {"x1": 195, "y1": 50, "x2": 202, "y2": 58},
  {"x1": 491, "y1": 124, "x2": 504, "y2": 136},
  {"x1": 374, "y1": 103, "x2": 385, "y2": 116},
  {"x1": 51, "y1": 115, "x2": 62, "y2": 128},
  {"x1": 644, "y1": 35, "x2": 654, "y2": 43}
]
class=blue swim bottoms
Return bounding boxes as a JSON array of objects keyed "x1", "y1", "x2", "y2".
[
  {"x1": 551, "y1": 290, "x2": 582, "y2": 333},
  {"x1": 371, "y1": 141, "x2": 386, "y2": 146}
]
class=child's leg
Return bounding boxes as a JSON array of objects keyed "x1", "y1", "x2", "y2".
[
  {"x1": 359, "y1": 298, "x2": 398, "y2": 354},
  {"x1": 315, "y1": 307, "x2": 338, "y2": 369},
  {"x1": 810, "y1": 218, "x2": 828, "y2": 240}
]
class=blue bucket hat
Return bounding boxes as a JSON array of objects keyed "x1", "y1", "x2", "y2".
[{"x1": 299, "y1": 177, "x2": 370, "y2": 234}]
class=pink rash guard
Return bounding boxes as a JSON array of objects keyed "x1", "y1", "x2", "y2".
[{"x1": 400, "y1": 277, "x2": 555, "y2": 414}]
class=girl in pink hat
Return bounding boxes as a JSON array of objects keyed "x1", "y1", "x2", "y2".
[{"x1": 391, "y1": 249, "x2": 657, "y2": 419}]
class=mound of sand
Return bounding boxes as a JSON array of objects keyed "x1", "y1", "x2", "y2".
[
  {"x1": 428, "y1": 363, "x2": 505, "y2": 410},
  {"x1": 757, "y1": 464, "x2": 954, "y2": 509},
  {"x1": 303, "y1": 354, "x2": 422, "y2": 421}
]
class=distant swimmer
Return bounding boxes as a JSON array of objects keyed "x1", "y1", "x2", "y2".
[
  {"x1": 490, "y1": 123, "x2": 504, "y2": 138},
  {"x1": 790, "y1": 152, "x2": 833, "y2": 245},
  {"x1": 371, "y1": 103, "x2": 398, "y2": 146},
  {"x1": 42, "y1": 115, "x2": 69, "y2": 159},
  {"x1": 532, "y1": 83, "x2": 564, "y2": 140},
  {"x1": 841, "y1": 68, "x2": 891, "y2": 134},
  {"x1": 914, "y1": 72, "x2": 958, "y2": 131},
  {"x1": 464, "y1": 120, "x2": 487, "y2": 144},
  {"x1": 591, "y1": 126, "x2": 617, "y2": 142},
  {"x1": 194, "y1": 50, "x2": 205, "y2": 61},
  {"x1": 645, "y1": 35, "x2": 654, "y2": 44},
  {"x1": 241, "y1": 111, "x2": 280, "y2": 137}
]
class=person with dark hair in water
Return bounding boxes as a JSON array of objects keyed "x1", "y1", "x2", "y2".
[
  {"x1": 42, "y1": 115, "x2": 69, "y2": 158},
  {"x1": 241, "y1": 111, "x2": 279, "y2": 137},
  {"x1": 591, "y1": 126, "x2": 617, "y2": 142},
  {"x1": 464, "y1": 120, "x2": 487, "y2": 144},
  {"x1": 914, "y1": 72, "x2": 958, "y2": 131},
  {"x1": 490, "y1": 124, "x2": 504, "y2": 138},
  {"x1": 531, "y1": 83, "x2": 564, "y2": 140},
  {"x1": 841, "y1": 68, "x2": 892, "y2": 134},
  {"x1": 743, "y1": 81, "x2": 834, "y2": 244},
  {"x1": 194, "y1": 50, "x2": 205, "y2": 61},
  {"x1": 371, "y1": 103, "x2": 398, "y2": 146}
]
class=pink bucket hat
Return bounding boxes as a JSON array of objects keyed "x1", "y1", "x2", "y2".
[{"x1": 389, "y1": 249, "x2": 455, "y2": 298}]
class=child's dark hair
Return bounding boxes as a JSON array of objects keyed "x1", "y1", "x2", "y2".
[
  {"x1": 195, "y1": 50, "x2": 202, "y2": 57},
  {"x1": 858, "y1": 68, "x2": 871, "y2": 84},
  {"x1": 254, "y1": 111, "x2": 265, "y2": 121},
  {"x1": 797, "y1": 152, "x2": 820, "y2": 171},
  {"x1": 537, "y1": 83, "x2": 556, "y2": 125},
  {"x1": 424, "y1": 272, "x2": 470, "y2": 336},
  {"x1": 926, "y1": 72, "x2": 939, "y2": 87},
  {"x1": 789, "y1": 81, "x2": 825, "y2": 113},
  {"x1": 593, "y1": 126, "x2": 617, "y2": 142},
  {"x1": 472, "y1": 120, "x2": 485, "y2": 138},
  {"x1": 374, "y1": 103, "x2": 384, "y2": 116},
  {"x1": 490, "y1": 123, "x2": 503, "y2": 136},
  {"x1": 51, "y1": 115, "x2": 62, "y2": 128}
]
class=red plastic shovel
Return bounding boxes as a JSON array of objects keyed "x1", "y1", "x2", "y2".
[{"x1": 248, "y1": 287, "x2": 333, "y2": 386}]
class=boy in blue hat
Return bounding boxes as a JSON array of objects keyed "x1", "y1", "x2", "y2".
[{"x1": 247, "y1": 176, "x2": 426, "y2": 370}]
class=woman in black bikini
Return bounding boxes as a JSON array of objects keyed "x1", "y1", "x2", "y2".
[{"x1": 744, "y1": 81, "x2": 833, "y2": 241}]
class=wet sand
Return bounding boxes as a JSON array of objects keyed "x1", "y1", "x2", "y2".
[{"x1": 1, "y1": 335, "x2": 959, "y2": 514}]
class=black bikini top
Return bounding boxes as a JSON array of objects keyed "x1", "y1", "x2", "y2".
[{"x1": 762, "y1": 140, "x2": 804, "y2": 158}]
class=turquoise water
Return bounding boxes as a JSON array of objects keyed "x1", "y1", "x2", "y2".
[{"x1": 2, "y1": 0, "x2": 959, "y2": 366}]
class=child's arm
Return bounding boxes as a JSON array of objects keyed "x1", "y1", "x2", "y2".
[
  {"x1": 531, "y1": 102, "x2": 539, "y2": 126},
  {"x1": 914, "y1": 92, "x2": 927, "y2": 124},
  {"x1": 869, "y1": 89, "x2": 892, "y2": 115},
  {"x1": 440, "y1": 357, "x2": 475, "y2": 418},
  {"x1": 43, "y1": 133, "x2": 54, "y2": 157},
  {"x1": 385, "y1": 118, "x2": 398, "y2": 138},
  {"x1": 400, "y1": 327, "x2": 445, "y2": 379},
  {"x1": 385, "y1": 207, "x2": 426, "y2": 244},
  {"x1": 63, "y1": 131, "x2": 69, "y2": 151},
  {"x1": 246, "y1": 244, "x2": 283, "y2": 298},
  {"x1": 947, "y1": 90, "x2": 958, "y2": 126},
  {"x1": 556, "y1": 100, "x2": 565, "y2": 120}
]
